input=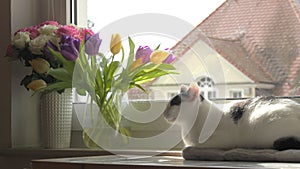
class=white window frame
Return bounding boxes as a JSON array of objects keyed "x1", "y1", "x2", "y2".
[
  {"x1": 229, "y1": 89, "x2": 244, "y2": 98},
  {"x1": 197, "y1": 76, "x2": 217, "y2": 99}
]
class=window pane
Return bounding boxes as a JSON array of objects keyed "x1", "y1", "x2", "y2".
[
  {"x1": 230, "y1": 90, "x2": 243, "y2": 98},
  {"x1": 85, "y1": 0, "x2": 300, "y2": 100}
]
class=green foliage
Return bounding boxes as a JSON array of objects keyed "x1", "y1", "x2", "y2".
[{"x1": 39, "y1": 36, "x2": 178, "y2": 146}]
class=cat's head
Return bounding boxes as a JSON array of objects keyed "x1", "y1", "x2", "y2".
[{"x1": 163, "y1": 83, "x2": 205, "y2": 123}]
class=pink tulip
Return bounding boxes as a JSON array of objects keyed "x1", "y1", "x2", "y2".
[
  {"x1": 79, "y1": 28, "x2": 95, "y2": 41},
  {"x1": 39, "y1": 20, "x2": 59, "y2": 27},
  {"x1": 56, "y1": 25, "x2": 80, "y2": 38},
  {"x1": 5, "y1": 44, "x2": 18, "y2": 59},
  {"x1": 28, "y1": 26, "x2": 40, "y2": 39}
]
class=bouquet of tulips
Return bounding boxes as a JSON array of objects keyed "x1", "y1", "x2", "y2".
[
  {"x1": 5, "y1": 20, "x2": 96, "y2": 92},
  {"x1": 6, "y1": 20, "x2": 177, "y2": 146}
]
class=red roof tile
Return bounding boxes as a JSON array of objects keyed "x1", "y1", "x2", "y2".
[{"x1": 172, "y1": 0, "x2": 300, "y2": 95}]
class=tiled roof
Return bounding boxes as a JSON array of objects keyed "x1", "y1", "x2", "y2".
[
  {"x1": 207, "y1": 37, "x2": 274, "y2": 83},
  {"x1": 172, "y1": 0, "x2": 300, "y2": 95}
]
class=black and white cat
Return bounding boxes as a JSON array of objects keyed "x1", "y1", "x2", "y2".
[{"x1": 163, "y1": 84, "x2": 300, "y2": 150}]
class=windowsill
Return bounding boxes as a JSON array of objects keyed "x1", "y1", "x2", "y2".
[
  {"x1": 31, "y1": 154, "x2": 300, "y2": 169},
  {"x1": 0, "y1": 147, "x2": 181, "y2": 157}
]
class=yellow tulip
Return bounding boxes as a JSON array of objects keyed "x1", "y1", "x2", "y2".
[
  {"x1": 110, "y1": 34, "x2": 122, "y2": 55},
  {"x1": 149, "y1": 50, "x2": 169, "y2": 64},
  {"x1": 29, "y1": 58, "x2": 50, "y2": 74},
  {"x1": 26, "y1": 79, "x2": 47, "y2": 91},
  {"x1": 130, "y1": 58, "x2": 143, "y2": 71}
]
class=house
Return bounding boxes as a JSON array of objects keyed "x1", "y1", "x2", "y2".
[{"x1": 149, "y1": 0, "x2": 300, "y2": 100}]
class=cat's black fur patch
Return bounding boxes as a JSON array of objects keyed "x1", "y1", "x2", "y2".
[
  {"x1": 230, "y1": 100, "x2": 251, "y2": 124},
  {"x1": 230, "y1": 96, "x2": 279, "y2": 124},
  {"x1": 273, "y1": 137, "x2": 300, "y2": 151},
  {"x1": 170, "y1": 95, "x2": 181, "y2": 106},
  {"x1": 200, "y1": 95, "x2": 205, "y2": 101}
]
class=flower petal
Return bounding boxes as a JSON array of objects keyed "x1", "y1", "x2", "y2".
[
  {"x1": 150, "y1": 50, "x2": 169, "y2": 64},
  {"x1": 85, "y1": 33, "x2": 102, "y2": 55},
  {"x1": 163, "y1": 52, "x2": 176, "y2": 64},
  {"x1": 110, "y1": 34, "x2": 122, "y2": 55},
  {"x1": 130, "y1": 57, "x2": 143, "y2": 71},
  {"x1": 26, "y1": 79, "x2": 47, "y2": 91},
  {"x1": 29, "y1": 58, "x2": 50, "y2": 74},
  {"x1": 135, "y1": 46, "x2": 152, "y2": 63}
]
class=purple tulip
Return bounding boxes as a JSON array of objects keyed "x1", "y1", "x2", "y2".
[
  {"x1": 85, "y1": 33, "x2": 102, "y2": 55},
  {"x1": 135, "y1": 46, "x2": 153, "y2": 63},
  {"x1": 60, "y1": 35, "x2": 80, "y2": 61},
  {"x1": 44, "y1": 41, "x2": 59, "y2": 61},
  {"x1": 163, "y1": 52, "x2": 176, "y2": 64}
]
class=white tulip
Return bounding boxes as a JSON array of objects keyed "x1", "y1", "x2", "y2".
[
  {"x1": 29, "y1": 34, "x2": 52, "y2": 55},
  {"x1": 38, "y1": 25, "x2": 58, "y2": 35},
  {"x1": 12, "y1": 32, "x2": 30, "y2": 49}
]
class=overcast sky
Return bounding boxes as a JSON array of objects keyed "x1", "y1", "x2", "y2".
[
  {"x1": 87, "y1": 0, "x2": 226, "y2": 49},
  {"x1": 88, "y1": 0, "x2": 225, "y2": 29}
]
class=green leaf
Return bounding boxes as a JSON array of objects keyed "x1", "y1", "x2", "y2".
[
  {"x1": 121, "y1": 46, "x2": 125, "y2": 63},
  {"x1": 130, "y1": 63, "x2": 177, "y2": 80},
  {"x1": 48, "y1": 48, "x2": 75, "y2": 74},
  {"x1": 132, "y1": 68, "x2": 177, "y2": 85},
  {"x1": 95, "y1": 69, "x2": 104, "y2": 96},
  {"x1": 154, "y1": 44, "x2": 161, "y2": 50},
  {"x1": 76, "y1": 88, "x2": 86, "y2": 96},
  {"x1": 133, "y1": 83, "x2": 148, "y2": 93},
  {"x1": 126, "y1": 36, "x2": 135, "y2": 70},
  {"x1": 91, "y1": 55, "x2": 97, "y2": 71},
  {"x1": 48, "y1": 68, "x2": 72, "y2": 82},
  {"x1": 104, "y1": 61, "x2": 120, "y2": 91},
  {"x1": 33, "y1": 81, "x2": 72, "y2": 95}
]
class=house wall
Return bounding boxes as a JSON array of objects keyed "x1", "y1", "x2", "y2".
[{"x1": 152, "y1": 40, "x2": 255, "y2": 99}]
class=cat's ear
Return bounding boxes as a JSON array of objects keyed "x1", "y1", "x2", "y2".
[
  {"x1": 180, "y1": 85, "x2": 188, "y2": 94},
  {"x1": 187, "y1": 83, "x2": 200, "y2": 100}
]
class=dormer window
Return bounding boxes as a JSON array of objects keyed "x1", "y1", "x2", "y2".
[{"x1": 197, "y1": 76, "x2": 217, "y2": 99}]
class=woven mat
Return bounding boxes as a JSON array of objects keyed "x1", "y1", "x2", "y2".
[{"x1": 183, "y1": 146, "x2": 300, "y2": 162}]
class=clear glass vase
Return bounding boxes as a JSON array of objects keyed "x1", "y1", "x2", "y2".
[{"x1": 81, "y1": 90, "x2": 129, "y2": 148}]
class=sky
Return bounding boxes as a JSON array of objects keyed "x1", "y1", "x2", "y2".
[
  {"x1": 87, "y1": 0, "x2": 226, "y2": 50},
  {"x1": 88, "y1": 0, "x2": 226, "y2": 28}
]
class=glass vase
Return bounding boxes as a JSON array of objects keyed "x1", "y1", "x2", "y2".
[{"x1": 82, "y1": 90, "x2": 128, "y2": 148}]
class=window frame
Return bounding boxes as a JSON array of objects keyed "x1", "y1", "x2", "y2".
[
  {"x1": 197, "y1": 76, "x2": 217, "y2": 99},
  {"x1": 229, "y1": 89, "x2": 244, "y2": 99}
]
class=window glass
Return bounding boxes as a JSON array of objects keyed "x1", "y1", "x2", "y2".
[
  {"x1": 82, "y1": 0, "x2": 226, "y2": 102},
  {"x1": 197, "y1": 76, "x2": 217, "y2": 99},
  {"x1": 230, "y1": 90, "x2": 243, "y2": 98},
  {"x1": 85, "y1": 0, "x2": 300, "y2": 102},
  {"x1": 78, "y1": 0, "x2": 300, "y2": 151}
]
